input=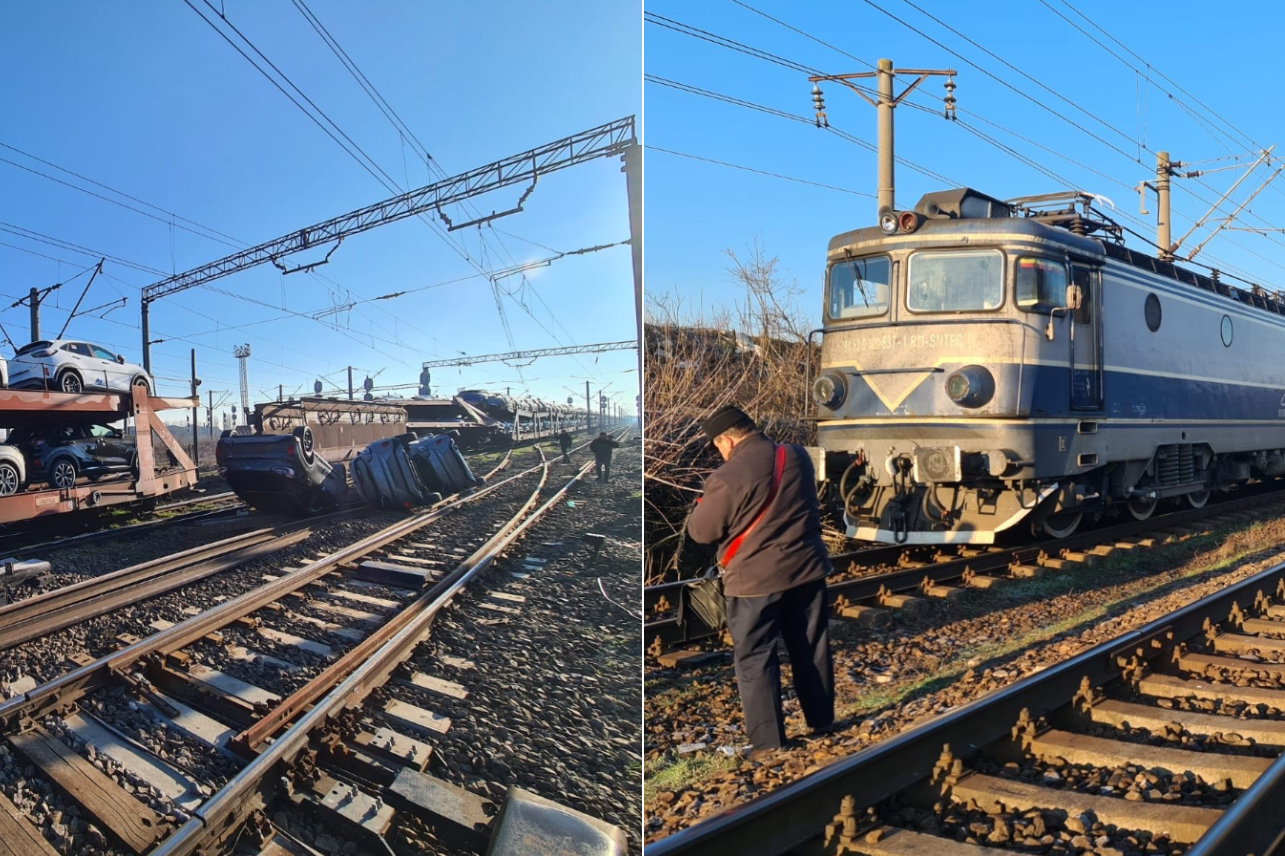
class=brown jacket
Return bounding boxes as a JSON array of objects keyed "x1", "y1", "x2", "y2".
[{"x1": 687, "y1": 432, "x2": 831, "y2": 597}]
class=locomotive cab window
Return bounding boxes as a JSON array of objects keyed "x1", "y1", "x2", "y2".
[
  {"x1": 906, "y1": 249, "x2": 1003, "y2": 312},
  {"x1": 828, "y1": 255, "x2": 891, "y2": 319},
  {"x1": 1015, "y1": 256, "x2": 1069, "y2": 312}
]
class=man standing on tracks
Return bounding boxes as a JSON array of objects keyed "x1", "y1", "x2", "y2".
[
  {"x1": 686, "y1": 405, "x2": 834, "y2": 756},
  {"x1": 589, "y1": 431, "x2": 619, "y2": 482},
  {"x1": 557, "y1": 429, "x2": 573, "y2": 464}
]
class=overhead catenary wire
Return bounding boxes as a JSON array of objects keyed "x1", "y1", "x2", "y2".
[
  {"x1": 283, "y1": 0, "x2": 583, "y2": 357},
  {"x1": 185, "y1": 0, "x2": 597, "y2": 375},
  {"x1": 644, "y1": 74, "x2": 959, "y2": 188},
  {"x1": 647, "y1": 145, "x2": 874, "y2": 196},
  {"x1": 686, "y1": 4, "x2": 1284, "y2": 286}
]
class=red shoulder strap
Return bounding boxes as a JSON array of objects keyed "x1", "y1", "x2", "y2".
[{"x1": 720, "y1": 444, "x2": 787, "y2": 567}]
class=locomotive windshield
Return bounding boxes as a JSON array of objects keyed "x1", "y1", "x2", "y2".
[
  {"x1": 828, "y1": 256, "x2": 891, "y2": 319},
  {"x1": 906, "y1": 250, "x2": 1003, "y2": 312},
  {"x1": 1015, "y1": 256, "x2": 1068, "y2": 312}
]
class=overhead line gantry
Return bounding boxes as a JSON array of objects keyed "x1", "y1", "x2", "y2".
[
  {"x1": 139, "y1": 116, "x2": 640, "y2": 373},
  {"x1": 420, "y1": 340, "x2": 637, "y2": 369}
]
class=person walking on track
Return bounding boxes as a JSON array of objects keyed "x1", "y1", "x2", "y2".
[
  {"x1": 686, "y1": 405, "x2": 835, "y2": 755},
  {"x1": 589, "y1": 431, "x2": 619, "y2": 482},
  {"x1": 557, "y1": 430, "x2": 573, "y2": 464}
]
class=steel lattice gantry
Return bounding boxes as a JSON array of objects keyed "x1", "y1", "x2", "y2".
[
  {"x1": 139, "y1": 116, "x2": 638, "y2": 370},
  {"x1": 420, "y1": 340, "x2": 637, "y2": 369}
]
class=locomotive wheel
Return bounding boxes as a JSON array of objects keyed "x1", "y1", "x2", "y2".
[
  {"x1": 1040, "y1": 510, "x2": 1082, "y2": 539},
  {"x1": 1186, "y1": 491, "x2": 1211, "y2": 509},
  {"x1": 1127, "y1": 496, "x2": 1158, "y2": 521}
]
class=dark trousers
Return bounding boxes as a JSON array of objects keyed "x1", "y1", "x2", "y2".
[
  {"x1": 561, "y1": 448, "x2": 570, "y2": 463},
  {"x1": 726, "y1": 578, "x2": 833, "y2": 750},
  {"x1": 595, "y1": 457, "x2": 611, "y2": 482}
]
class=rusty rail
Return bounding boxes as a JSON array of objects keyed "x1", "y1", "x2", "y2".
[
  {"x1": 0, "y1": 448, "x2": 527, "y2": 730},
  {"x1": 153, "y1": 436, "x2": 614, "y2": 855}
]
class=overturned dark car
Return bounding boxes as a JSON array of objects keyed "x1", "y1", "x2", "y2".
[
  {"x1": 353, "y1": 431, "x2": 478, "y2": 509},
  {"x1": 216, "y1": 426, "x2": 347, "y2": 515}
]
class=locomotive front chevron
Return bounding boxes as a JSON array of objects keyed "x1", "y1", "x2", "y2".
[{"x1": 810, "y1": 187, "x2": 1285, "y2": 544}]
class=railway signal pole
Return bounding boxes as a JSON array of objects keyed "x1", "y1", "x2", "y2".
[{"x1": 809, "y1": 59, "x2": 956, "y2": 217}]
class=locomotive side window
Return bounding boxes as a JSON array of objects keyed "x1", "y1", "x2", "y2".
[
  {"x1": 905, "y1": 249, "x2": 1003, "y2": 312},
  {"x1": 1145, "y1": 293, "x2": 1162, "y2": 331},
  {"x1": 1015, "y1": 256, "x2": 1068, "y2": 312},
  {"x1": 828, "y1": 255, "x2": 891, "y2": 319}
]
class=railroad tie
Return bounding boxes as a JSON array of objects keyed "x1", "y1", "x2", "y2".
[
  {"x1": 0, "y1": 790, "x2": 58, "y2": 856},
  {"x1": 1139, "y1": 672, "x2": 1285, "y2": 709},
  {"x1": 949, "y1": 772, "x2": 1220, "y2": 845},
  {"x1": 1085, "y1": 697, "x2": 1285, "y2": 746},
  {"x1": 1211, "y1": 632, "x2": 1285, "y2": 657},
  {"x1": 1028, "y1": 729, "x2": 1268, "y2": 789},
  {"x1": 1178, "y1": 651, "x2": 1285, "y2": 681},
  {"x1": 8, "y1": 727, "x2": 164, "y2": 855},
  {"x1": 835, "y1": 825, "x2": 995, "y2": 855}
]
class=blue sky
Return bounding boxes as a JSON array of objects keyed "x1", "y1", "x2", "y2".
[
  {"x1": 645, "y1": 0, "x2": 1285, "y2": 326},
  {"x1": 1, "y1": 1, "x2": 639, "y2": 425}
]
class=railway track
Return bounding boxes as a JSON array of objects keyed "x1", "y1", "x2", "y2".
[
  {"x1": 646, "y1": 488, "x2": 1285, "y2": 654},
  {"x1": 0, "y1": 431, "x2": 628, "y2": 855},
  {"x1": 646, "y1": 539, "x2": 1285, "y2": 856},
  {"x1": 0, "y1": 491, "x2": 246, "y2": 561}
]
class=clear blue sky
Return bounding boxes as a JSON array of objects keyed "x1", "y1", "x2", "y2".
[
  {"x1": 645, "y1": 0, "x2": 1285, "y2": 327},
  {"x1": 1, "y1": 1, "x2": 639, "y2": 424}
]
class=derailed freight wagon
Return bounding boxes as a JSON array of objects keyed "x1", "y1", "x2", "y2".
[
  {"x1": 219, "y1": 398, "x2": 409, "y2": 514},
  {"x1": 252, "y1": 397, "x2": 408, "y2": 462},
  {"x1": 810, "y1": 187, "x2": 1285, "y2": 544}
]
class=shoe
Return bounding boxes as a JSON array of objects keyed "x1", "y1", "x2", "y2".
[
  {"x1": 807, "y1": 720, "x2": 842, "y2": 737},
  {"x1": 746, "y1": 746, "x2": 781, "y2": 762}
]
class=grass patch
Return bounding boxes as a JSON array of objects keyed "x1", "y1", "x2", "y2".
[
  {"x1": 839, "y1": 520, "x2": 1282, "y2": 719},
  {"x1": 644, "y1": 752, "x2": 741, "y2": 804}
]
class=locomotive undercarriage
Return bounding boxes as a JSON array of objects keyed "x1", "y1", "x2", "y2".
[{"x1": 824, "y1": 441, "x2": 1285, "y2": 545}]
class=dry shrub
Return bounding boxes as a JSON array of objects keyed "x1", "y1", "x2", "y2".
[{"x1": 645, "y1": 241, "x2": 820, "y2": 585}]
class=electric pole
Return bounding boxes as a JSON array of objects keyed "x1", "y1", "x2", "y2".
[
  {"x1": 347, "y1": 366, "x2": 354, "y2": 401},
  {"x1": 623, "y1": 142, "x2": 643, "y2": 409},
  {"x1": 234, "y1": 344, "x2": 251, "y2": 425},
  {"x1": 585, "y1": 381, "x2": 592, "y2": 434},
  {"x1": 1139, "y1": 146, "x2": 1278, "y2": 262},
  {"x1": 11, "y1": 283, "x2": 62, "y2": 343},
  {"x1": 809, "y1": 59, "x2": 956, "y2": 217},
  {"x1": 190, "y1": 349, "x2": 199, "y2": 466}
]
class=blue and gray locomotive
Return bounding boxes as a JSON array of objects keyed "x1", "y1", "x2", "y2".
[{"x1": 809, "y1": 187, "x2": 1285, "y2": 544}]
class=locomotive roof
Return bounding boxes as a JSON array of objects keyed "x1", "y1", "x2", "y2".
[
  {"x1": 828, "y1": 186, "x2": 1285, "y2": 320},
  {"x1": 826, "y1": 213, "x2": 1104, "y2": 260}
]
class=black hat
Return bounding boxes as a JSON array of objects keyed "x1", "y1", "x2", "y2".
[{"x1": 701, "y1": 405, "x2": 754, "y2": 443}]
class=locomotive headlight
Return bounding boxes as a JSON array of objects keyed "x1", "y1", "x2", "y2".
[
  {"x1": 878, "y1": 208, "x2": 898, "y2": 234},
  {"x1": 812, "y1": 372, "x2": 846, "y2": 409},
  {"x1": 944, "y1": 365, "x2": 995, "y2": 408}
]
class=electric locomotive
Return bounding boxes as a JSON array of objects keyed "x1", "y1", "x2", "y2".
[{"x1": 809, "y1": 187, "x2": 1285, "y2": 544}]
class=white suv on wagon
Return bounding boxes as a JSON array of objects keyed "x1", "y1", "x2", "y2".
[{"x1": 9, "y1": 340, "x2": 154, "y2": 394}]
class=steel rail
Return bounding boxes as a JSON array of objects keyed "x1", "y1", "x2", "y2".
[
  {"x1": 646, "y1": 488, "x2": 1285, "y2": 649},
  {"x1": 154, "y1": 446, "x2": 608, "y2": 855},
  {"x1": 1, "y1": 499, "x2": 245, "y2": 560},
  {"x1": 155, "y1": 491, "x2": 238, "y2": 512},
  {"x1": 228, "y1": 431, "x2": 616, "y2": 751},
  {"x1": 646, "y1": 554, "x2": 1285, "y2": 856},
  {"x1": 0, "y1": 520, "x2": 336, "y2": 649},
  {"x1": 0, "y1": 448, "x2": 529, "y2": 729}
]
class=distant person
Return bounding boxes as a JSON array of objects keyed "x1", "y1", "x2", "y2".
[
  {"x1": 686, "y1": 405, "x2": 834, "y2": 756},
  {"x1": 589, "y1": 431, "x2": 619, "y2": 482},
  {"x1": 557, "y1": 430, "x2": 573, "y2": 464}
]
